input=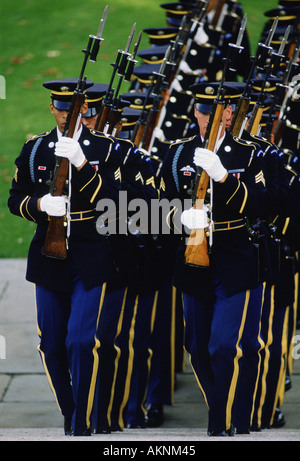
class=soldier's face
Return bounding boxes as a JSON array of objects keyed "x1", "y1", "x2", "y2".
[
  {"x1": 194, "y1": 105, "x2": 233, "y2": 138},
  {"x1": 194, "y1": 107, "x2": 210, "y2": 138},
  {"x1": 50, "y1": 102, "x2": 88, "y2": 133},
  {"x1": 50, "y1": 104, "x2": 68, "y2": 133},
  {"x1": 81, "y1": 115, "x2": 98, "y2": 129}
]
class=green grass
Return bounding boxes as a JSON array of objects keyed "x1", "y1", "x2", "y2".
[{"x1": 0, "y1": 0, "x2": 277, "y2": 257}]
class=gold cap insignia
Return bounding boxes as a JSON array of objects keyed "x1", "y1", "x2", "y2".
[{"x1": 205, "y1": 86, "x2": 215, "y2": 95}]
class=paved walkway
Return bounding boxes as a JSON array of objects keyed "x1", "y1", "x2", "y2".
[{"x1": 0, "y1": 259, "x2": 299, "y2": 442}]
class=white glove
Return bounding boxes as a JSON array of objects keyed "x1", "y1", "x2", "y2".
[
  {"x1": 40, "y1": 193, "x2": 67, "y2": 217},
  {"x1": 193, "y1": 23, "x2": 209, "y2": 46},
  {"x1": 193, "y1": 147, "x2": 227, "y2": 182},
  {"x1": 55, "y1": 137, "x2": 86, "y2": 168},
  {"x1": 181, "y1": 206, "x2": 209, "y2": 230}
]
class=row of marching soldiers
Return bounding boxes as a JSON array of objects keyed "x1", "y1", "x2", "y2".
[
  {"x1": 7, "y1": 0, "x2": 300, "y2": 436},
  {"x1": 112, "y1": 0, "x2": 300, "y2": 434}
]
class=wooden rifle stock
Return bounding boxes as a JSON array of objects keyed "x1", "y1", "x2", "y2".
[
  {"x1": 42, "y1": 91, "x2": 85, "y2": 260},
  {"x1": 94, "y1": 104, "x2": 112, "y2": 132},
  {"x1": 272, "y1": 118, "x2": 286, "y2": 145},
  {"x1": 230, "y1": 97, "x2": 251, "y2": 137},
  {"x1": 140, "y1": 96, "x2": 162, "y2": 150},
  {"x1": 247, "y1": 103, "x2": 264, "y2": 135},
  {"x1": 184, "y1": 102, "x2": 225, "y2": 267},
  {"x1": 211, "y1": 0, "x2": 227, "y2": 27},
  {"x1": 107, "y1": 107, "x2": 122, "y2": 135}
]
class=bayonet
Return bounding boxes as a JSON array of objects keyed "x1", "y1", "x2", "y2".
[
  {"x1": 89, "y1": 5, "x2": 109, "y2": 62},
  {"x1": 152, "y1": 45, "x2": 172, "y2": 95},
  {"x1": 124, "y1": 30, "x2": 142, "y2": 82},
  {"x1": 125, "y1": 22, "x2": 136, "y2": 53},
  {"x1": 117, "y1": 23, "x2": 136, "y2": 76},
  {"x1": 277, "y1": 25, "x2": 290, "y2": 56},
  {"x1": 131, "y1": 29, "x2": 142, "y2": 60},
  {"x1": 236, "y1": 13, "x2": 247, "y2": 47},
  {"x1": 96, "y1": 5, "x2": 108, "y2": 39},
  {"x1": 265, "y1": 16, "x2": 279, "y2": 47}
]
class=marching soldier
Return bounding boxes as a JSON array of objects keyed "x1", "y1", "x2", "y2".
[
  {"x1": 159, "y1": 80, "x2": 268, "y2": 436},
  {"x1": 8, "y1": 79, "x2": 137, "y2": 436},
  {"x1": 81, "y1": 84, "x2": 161, "y2": 431}
]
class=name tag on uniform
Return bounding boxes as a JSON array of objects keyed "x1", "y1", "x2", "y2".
[
  {"x1": 228, "y1": 168, "x2": 245, "y2": 180},
  {"x1": 89, "y1": 160, "x2": 99, "y2": 172}
]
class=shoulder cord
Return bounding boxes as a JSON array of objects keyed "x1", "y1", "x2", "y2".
[
  {"x1": 29, "y1": 137, "x2": 43, "y2": 183},
  {"x1": 172, "y1": 143, "x2": 184, "y2": 193}
]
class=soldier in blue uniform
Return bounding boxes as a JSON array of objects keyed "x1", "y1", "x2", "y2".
[
  {"x1": 8, "y1": 79, "x2": 137, "y2": 436},
  {"x1": 81, "y1": 85, "x2": 161, "y2": 431},
  {"x1": 159, "y1": 81, "x2": 268, "y2": 436}
]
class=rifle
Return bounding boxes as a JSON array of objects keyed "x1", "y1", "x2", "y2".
[
  {"x1": 139, "y1": 46, "x2": 173, "y2": 150},
  {"x1": 106, "y1": 29, "x2": 142, "y2": 135},
  {"x1": 229, "y1": 16, "x2": 279, "y2": 137},
  {"x1": 42, "y1": 6, "x2": 108, "y2": 260},
  {"x1": 130, "y1": 46, "x2": 172, "y2": 147},
  {"x1": 94, "y1": 23, "x2": 136, "y2": 133},
  {"x1": 265, "y1": 47, "x2": 299, "y2": 142},
  {"x1": 184, "y1": 14, "x2": 247, "y2": 267},
  {"x1": 272, "y1": 68, "x2": 300, "y2": 145},
  {"x1": 210, "y1": 0, "x2": 227, "y2": 28},
  {"x1": 246, "y1": 23, "x2": 290, "y2": 136},
  {"x1": 146, "y1": 3, "x2": 209, "y2": 152}
]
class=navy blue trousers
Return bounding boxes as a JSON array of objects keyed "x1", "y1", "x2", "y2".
[
  {"x1": 35, "y1": 278, "x2": 127, "y2": 435},
  {"x1": 125, "y1": 291, "x2": 158, "y2": 427},
  {"x1": 183, "y1": 278, "x2": 257, "y2": 433},
  {"x1": 233, "y1": 283, "x2": 265, "y2": 431},
  {"x1": 146, "y1": 280, "x2": 176, "y2": 407}
]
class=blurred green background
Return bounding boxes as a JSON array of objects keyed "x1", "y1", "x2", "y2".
[{"x1": 0, "y1": 0, "x2": 277, "y2": 257}]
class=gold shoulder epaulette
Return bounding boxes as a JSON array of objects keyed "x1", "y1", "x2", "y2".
[
  {"x1": 233, "y1": 136, "x2": 257, "y2": 149},
  {"x1": 25, "y1": 131, "x2": 51, "y2": 144},
  {"x1": 90, "y1": 129, "x2": 115, "y2": 142},
  {"x1": 170, "y1": 135, "x2": 197, "y2": 148}
]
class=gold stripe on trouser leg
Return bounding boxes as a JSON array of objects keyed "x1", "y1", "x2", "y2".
[
  {"x1": 226, "y1": 289, "x2": 250, "y2": 430},
  {"x1": 170, "y1": 286, "x2": 177, "y2": 405},
  {"x1": 118, "y1": 294, "x2": 139, "y2": 429},
  {"x1": 250, "y1": 283, "x2": 266, "y2": 425},
  {"x1": 107, "y1": 287, "x2": 128, "y2": 427},
  {"x1": 180, "y1": 293, "x2": 210, "y2": 407},
  {"x1": 143, "y1": 290, "x2": 159, "y2": 412},
  {"x1": 189, "y1": 357, "x2": 209, "y2": 408},
  {"x1": 257, "y1": 284, "x2": 275, "y2": 428},
  {"x1": 181, "y1": 292, "x2": 187, "y2": 372},
  {"x1": 86, "y1": 282, "x2": 107, "y2": 428},
  {"x1": 34, "y1": 284, "x2": 62, "y2": 414},
  {"x1": 288, "y1": 270, "x2": 299, "y2": 375},
  {"x1": 270, "y1": 307, "x2": 289, "y2": 425}
]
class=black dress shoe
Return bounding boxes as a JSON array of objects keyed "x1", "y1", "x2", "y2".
[
  {"x1": 285, "y1": 375, "x2": 292, "y2": 392},
  {"x1": 111, "y1": 424, "x2": 123, "y2": 432},
  {"x1": 64, "y1": 417, "x2": 72, "y2": 436},
  {"x1": 72, "y1": 427, "x2": 92, "y2": 436},
  {"x1": 272, "y1": 408, "x2": 286, "y2": 428},
  {"x1": 127, "y1": 422, "x2": 146, "y2": 429},
  {"x1": 145, "y1": 404, "x2": 164, "y2": 427},
  {"x1": 208, "y1": 425, "x2": 235, "y2": 437},
  {"x1": 95, "y1": 427, "x2": 111, "y2": 434},
  {"x1": 250, "y1": 424, "x2": 261, "y2": 432},
  {"x1": 235, "y1": 428, "x2": 250, "y2": 434}
]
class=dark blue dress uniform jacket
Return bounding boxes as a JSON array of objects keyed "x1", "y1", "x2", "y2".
[
  {"x1": 117, "y1": 137, "x2": 162, "y2": 295},
  {"x1": 8, "y1": 125, "x2": 136, "y2": 293},
  {"x1": 159, "y1": 131, "x2": 267, "y2": 299}
]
